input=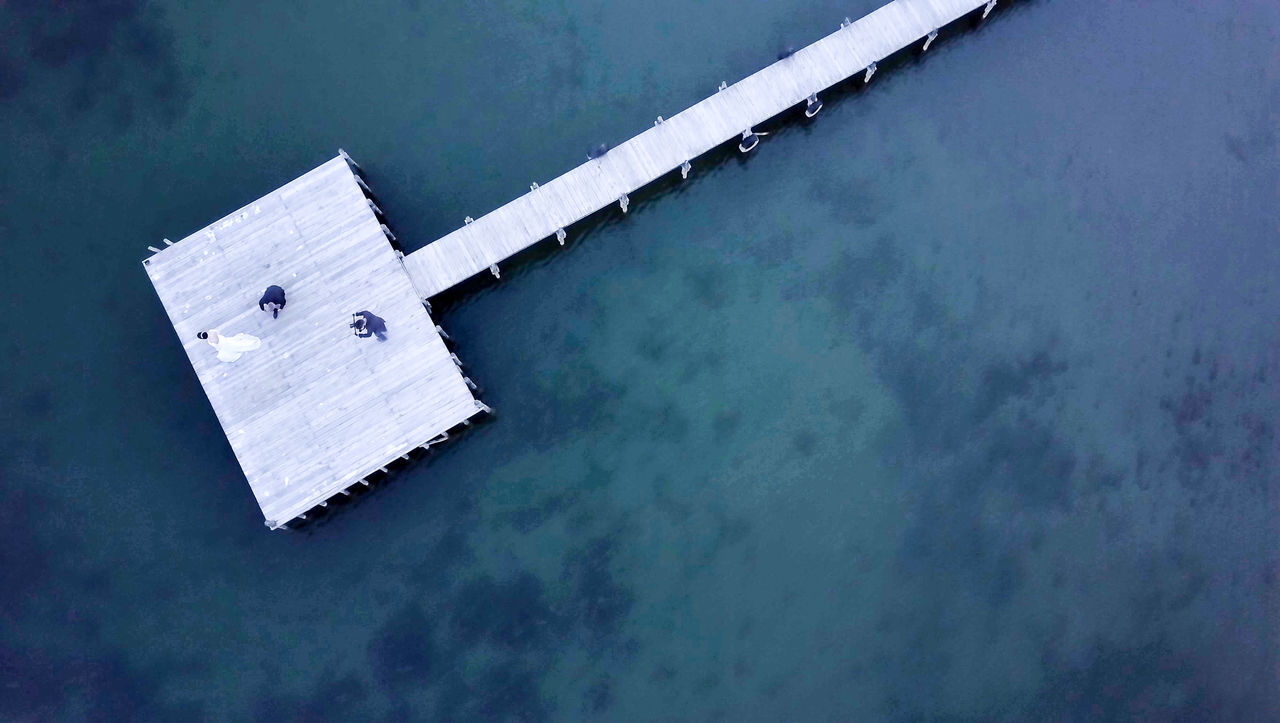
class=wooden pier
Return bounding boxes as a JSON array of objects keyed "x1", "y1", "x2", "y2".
[
  {"x1": 403, "y1": 0, "x2": 996, "y2": 298},
  {"x1": 145, "y1": 156, "x2": 486, "y2": 529},
  {"x1": 146, "y1": 0, "x2": 1000, "y2": 529}
]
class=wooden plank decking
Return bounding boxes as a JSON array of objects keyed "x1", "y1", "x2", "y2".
[
  {"x1": 403, "y1": 0, "x2": 994, "y2": 298},
  {"x1": 144, "y1": 157, "x2": 483, "y2": 528}
]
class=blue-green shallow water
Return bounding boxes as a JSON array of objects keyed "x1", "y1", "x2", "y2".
[{"x1": 1, "y1": 0, "x2": 1277, "y2": 719}]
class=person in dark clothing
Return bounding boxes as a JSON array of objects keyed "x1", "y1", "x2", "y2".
[
  {"x1": 351, "y1": 310, "x2": 387, "y2": 341},
  {"x1": 258, "y1": 285, "x2": 286, "y2": 318}
]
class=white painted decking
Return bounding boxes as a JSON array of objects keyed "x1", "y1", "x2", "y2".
[
  {"x1": 144, "y1": 157, "x2": 481, "y2": 528},
  {"x1": 403, "y1": 0, "x2": 993, "y2": 298}
]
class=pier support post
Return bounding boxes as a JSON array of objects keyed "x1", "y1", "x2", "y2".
[
  {"x1": 556, "y1": 228, "x2": 567, "y2": 245},
  {"x1": 923, "y1": 29, "x2": 938, "y2": 52},
  {"x1": 739, "y1": 129, "x2": 767, "y2": 153},
  {"x1": 530, "y1": 182, "x2": 539, "y2": 191},
  {"x1": 983, "y1": 0, "x2": 996, "y2": 19},
  {"x1": 354, "y1": 175, "x2": 372, "y2": 195},
  {"x1": 464, "y1": 376, "x2": 477, "y2": 390},
  {"x1": 147, "y1": 245, "x2": 162, "y2": 253},
  {"x1": 805, "y1": 93, "x2": 823, "y2": 118},
  {"x1": 368, "y1": 199, "x2": 383, "y2": 217},
  {"x1": 841, "y1": 17, "x2": 851, "y2": 28},
  {"x1": 464, "y1": 216, "x2": 474, "y2": 225},
  {"x1": 681, "y1": 160, "x2": 692, "y2": 179},
  {"x1": 360, "y1": 479, "x2": 370, "y2": 487},
  {"x1": 619, "y1": 194, "x2": 629, "y2": 213},
  {"x1": 475, "y1": 400, "x2": 492, "y2": 414},
  {"x1": 450, "y1": 353, "x2": 463, "y2": 367},
  {"x1": 718, "y1": 81, "x2": 728, "y2": 92},
  {"x1": 435, "y1": 324, "x2": 450, "y2": 340},
  {"x1": 380, "y1": 224, "x2": 396, "y2": 242},
  {"x1": 163, "y1": 238, "x2": 174, "y2": 246},
  {"x1": 864, "y1": 63, "x2": 877, "y2": 83},
  {"x1": 339, "y1": 148, "x2": 360, "y2": 170},
  {"x1": 655, "y1": 116, "x2": 664, "y2": 126},
  {"x1": 489, "y1": 264, "x2": 500, "y2": 279}
]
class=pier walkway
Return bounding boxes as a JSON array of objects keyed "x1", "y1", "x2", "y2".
[{"x1": 402, "y1": 0, "x2": 995, "y2": 298}]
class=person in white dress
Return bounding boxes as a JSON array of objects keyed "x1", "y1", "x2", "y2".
[{"x1": 196, "y1": 329, "x2": 261, "y2": 362}]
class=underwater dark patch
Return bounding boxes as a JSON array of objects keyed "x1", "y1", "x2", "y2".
[
  {"x1": 581, "y1": 675, "x2": 614, "y2": 715},
  {"x1": 451, "y1": 573, "x2": 560, "y2": 651},
  {"x1": 809, "y1": 172, "x2": 885, "y2": 228},
  {"x1": 973, "y1": 350, "x2": 1068, "y2": 423},
  {"x1": 0, "y1": 644, "x2": 186, "y2": 720},
  {"x1": 0, "y1": 54, "x2": 24, "y2": 100},
  {"x1": 0, "y1": 484, "x2": 52, "y2": 604},
  {"x1": 1025, "y1": 638, "x2": 1234, "y2": 721},
  {"x1": 527, "y1": 359, "x2": 623, "y2": 449},
  {"x1": 367, "y1": 603, "x2": 436, "y2": 690},
  {"x1": 18, "y1": 383, "x2": 55, "y2": 419},
  {"x1": 504, "y1": 492, "x2": 570, "y2": 533},
  {"x1": 816, "y1": 234, "x2": 905, "y2": 307},
  {"x1": 562, "y1": 536, "x2": 635, "y2": 648},
  {"x1": 712, "y1": 408, "x2": 742, "y2": 440},
  {"x1": 792, "y1": 429, "x2": 818, "y2": 454},
  {"x1": 684, "y1": 265, "x2": 732, "y2": 310},
  {"x1": 253, "y1": 671, "x2": 368, "y2": 723},
  {"x1": 744, "y1": 232, "x2": 795, "y2": 268},
  {"x1": 434, "y1": 664, "x2": 551, "y2": 723},
  {"x1": 2, "y1": 0, "x2": 188, "y2": 124},
  {"x1": 647, "y1": 402, "x2": 690, "y2": 443}
]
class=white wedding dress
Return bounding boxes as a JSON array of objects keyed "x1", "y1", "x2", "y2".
[{"x1": 207, "y1": 330, "x2": 262, "y2": 362}]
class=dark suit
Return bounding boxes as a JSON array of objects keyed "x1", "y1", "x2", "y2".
[
  {"x1": 259, "y1": 286, "x2": 286, "y2": 317},
  {"x1": 353, "y1": 311, "x2": 387, "y2": 341}
]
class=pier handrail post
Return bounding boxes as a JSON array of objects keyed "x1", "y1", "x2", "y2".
[
  {"x1": 923, "y1": 29, "x2": 938, "y2": 52},
  {"x1": 805, "y1": 93, "x2": 823, "y2": 118},
  {"x1": 338, "y1": 148, "x2": 360, "y2": 170}
]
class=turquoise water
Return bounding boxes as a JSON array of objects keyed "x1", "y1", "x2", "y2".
[{"x1": 1, "y1": 0, "x2": 1276, "y2": 719}]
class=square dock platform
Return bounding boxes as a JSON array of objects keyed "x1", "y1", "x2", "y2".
[{"x1": 144, "y1": 155, "x2": 482, "y2": 529}]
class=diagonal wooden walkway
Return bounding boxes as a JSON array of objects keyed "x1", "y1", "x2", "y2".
[{"x1": 403, "y1": 0, "x2": 996, "y2": 298}]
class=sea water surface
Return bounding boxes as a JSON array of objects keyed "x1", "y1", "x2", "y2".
[{"x1": 1, "y1": 0, "x2": 1277, "y2": 719}]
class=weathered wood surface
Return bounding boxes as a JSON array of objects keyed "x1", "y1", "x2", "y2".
[
  {"x1": 403, "y1": 0, "x2": 992, "y2": 297},
  {"x1": 144, "y1": 157, "x2": 479, "y2": 528}
]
